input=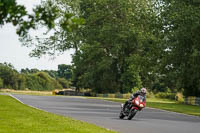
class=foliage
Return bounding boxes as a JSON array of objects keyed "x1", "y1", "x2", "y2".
[
  {"x1": 146, "y1": 91, "x2": 155, "y2": 98},
  {"x1": 131, "y1": 87, "x2": 139, "y2": 93},
  {"x1": 21, "y1": 68, "x2": 59, "y2": 79},
  {"x1": 43, "y1": 70, "x2": 58, "y2": 78},
  {"x1": 0, "y1": 78, "x2": 3, "y2": 88},
  {"x1": 0, "y1": 0, "x2": 37, "y2": 36},
  {"x1": 19, "y1": 0, "x2": 84, "y2": 57},
  {"x1": 0, "y1": 0, "x2": 26, "y2": 25},
  {"x1": 159, "y1": 0, "x2": 200, "y2": 96},
  {"x1": 0, "y1": 0, "x2": 157, "y2": 93},
  {"x1": 16, "y1": 74, "x2": 26, "y2": 90},
  {"x1": 1, "y1": 0, "x2": 200, "y2": 96},
  {"x1": 25, "y1": 72, "x2": 62, "y2": 91},
  {"x1": 0, "y1": 62, "x2": 69, "y2": 91},
  {"x1": 58, "y1": 64, "x2": 72, "y2": 80},
  {"x1": 155, "y1": 92, "x2": 176, "y2": 100},
  {"x1": 175, "y1": 92, "x2": 184, "y2": 103},
  {"x1": 72, "y1": 45, "x2": 121, "y2": 93},
  {"x1": 71, "y1": 0, "x2": 157, "y2": 93},
  {"x1": 57, "y1": 78, "x2": 71, "y2": 88},
  {"x1": 21, "y1": 68, "x2": 39, "y2": 74},
  {"x1": 0, "y1": 63, "x2": 19, "y2": 89}
]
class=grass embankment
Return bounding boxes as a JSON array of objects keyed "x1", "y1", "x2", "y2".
[
  {"x1": 0, "y1": 95, "x2": 116, "y2": 133},
  {"x1": 148, "y1": 99, "x2": 200, "y2": 116},
  {"x1": 88, "y1": 97, "x2": 200, "y2": 117}
]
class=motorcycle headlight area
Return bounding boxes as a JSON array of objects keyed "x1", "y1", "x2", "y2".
[{"x1": 139, "y1": 104, "x2": 144, "y2": 107}]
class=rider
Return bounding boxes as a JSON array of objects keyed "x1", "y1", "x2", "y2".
[{"x1": 122, "y1": 88, "x2": 147, "y2": 111}]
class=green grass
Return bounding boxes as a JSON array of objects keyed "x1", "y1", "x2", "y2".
[
  {"x1": 0, "y1": 89, "x2": 53, "y2": 96},
  {"x1": 88, "y1": 97, "x2": 200, "y2": 117},
  {"x1": 147, "y1": 101, "x2": 200, "y2": 116},
  {"x1": 0, "y1": 95, "x2": 117, "y2": 133}
]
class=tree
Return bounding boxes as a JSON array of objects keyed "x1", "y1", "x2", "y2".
[
  {"x1": 0, "y1": 0, "x2": 38, "y2": 36},
  {"x1": 21, "y1": 68, "x2": 31, "y2": 74},
  {"x1": 57, "y1": 78, "x2": 71, "y2": 88},
  {"x1": 0, "y1": 0, "x2": 81, "y2": 45},
  {"x1": 58, "y1": 64, "x2": 72, "y2": 80},
  {"x1": 11, "y1": 0, "x2": 159, "y2": 93},
  {"x1": 18, "y1": 0, "x2": 84, "y2": 57},
  {"x1": 43, "y1": 70, "x2": 58, "y2": 78},
  {"x1": 25, "y1": 72, "x2": 62, "y2": 91},
  {"x1": 3, "y1": 0, "x2": 200, "y2": 96},
  {"x1": 159, "y1": 0, "x2": 200, "y2": 96},
  {"x1": 0, "y1": 78, "x2": 3, "y2": 88},
  {"x1": 0, "y1": 63, "x2": 19, "y2": 89},
  {"x1": 71, "y1": 0, "x2": 158, "y2": 93},
  {"x1": 0, "y1": 0, "x2": 27, "y2": 25}
]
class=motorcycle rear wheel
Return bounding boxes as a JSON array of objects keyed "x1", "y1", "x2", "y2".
[{"x1": 127, "y1": 109, "x2": 137, "y2": 120}]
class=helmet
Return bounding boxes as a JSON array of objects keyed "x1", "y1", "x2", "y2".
[{"x1": 141, "y1": 88, "x2": 147, "y2": 95}]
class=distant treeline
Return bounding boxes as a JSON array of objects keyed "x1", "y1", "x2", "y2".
[{"x1": 0, "y1": 63, "x2": 72, "y2": 91}]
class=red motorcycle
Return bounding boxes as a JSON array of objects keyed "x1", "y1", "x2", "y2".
[{"x1": 119, "y1": 95, "x2": 146, "y2": 120}]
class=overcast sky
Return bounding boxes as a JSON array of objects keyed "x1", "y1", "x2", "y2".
[{"x1": 0, "y1": 0, "x2": 74, "y2": 71}]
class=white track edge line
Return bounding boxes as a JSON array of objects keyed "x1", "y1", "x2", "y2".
[{"x1": 8, "y1": 93, "x2": 49, "y2": 113}]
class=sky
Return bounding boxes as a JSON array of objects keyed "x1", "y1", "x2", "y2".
[{"x1": 0, "y1": 0, "x2": 74, "y2": 71}]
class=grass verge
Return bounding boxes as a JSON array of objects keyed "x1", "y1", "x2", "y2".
[
  {"x1": 0, "y1": 89, "x2": 52, "y2": 96},
  {"x1": 0, "y1": 95, "x2": 116, "y2": 133},
  {"x1": 88, "y1": 97, "x2": 200, "y2": 117}
]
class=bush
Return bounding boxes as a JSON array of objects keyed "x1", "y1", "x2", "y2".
[
  {"x1": 155, "y1": 92, "x2": 176, "y2": 100},
  {"x1": 146, "y1": 91, "x2": 155, "y2": 98},
  {"x1": 16, "y1": 74, "x2": 26, "y2": 90},
  {"x1": 131, "y1": 87, "x2": 139, "y2": 93},
  {"x1": 52, "y1": 80, "x2": 63, "y2": 90},
  {"x1": 175, "y1": 92, "x2": 184, "y2": 103},
  {"x1": 0, "y1": 63, "x2": 65, "y2": 91},
  {"x1": 108, "y1": 94, "x2": 115, "y2": 98},
  {"x1": 57, "y1": 78, "x2": 70, "y2": 88},
  {"x1": 0, "y1": 63, "x2": 19, "y2": 89},
  {"x1": 0, "y1": 78, "x2": 3, "y2": 88},
  {"x1": 25, "y1": 72, "x2": 63, "y2": 91}
]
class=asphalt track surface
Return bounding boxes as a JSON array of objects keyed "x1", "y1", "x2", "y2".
[{"x1": 11, "y1": 94, "x2": 200, "y2": 133}]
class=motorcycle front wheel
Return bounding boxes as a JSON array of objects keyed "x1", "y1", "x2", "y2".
[
  {"x1": 127, "y1": 109, "x2": 137, "y2": 120},
  {"x1": 119, "y1": 111, "x2": 125, "y2": 119}
]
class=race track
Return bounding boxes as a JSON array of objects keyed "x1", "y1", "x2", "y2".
[{"x1": 11, "y1": 94, "x2": 200, "y2": 133}]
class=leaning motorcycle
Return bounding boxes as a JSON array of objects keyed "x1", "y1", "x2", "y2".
[{"x1": 119, "y1": 95, "x2": 146, "y2": 120}]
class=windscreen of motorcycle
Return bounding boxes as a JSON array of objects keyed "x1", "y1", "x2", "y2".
[{"x1": 138, "y1": 95, "x2": 145, "y2": 103}]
